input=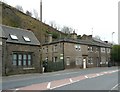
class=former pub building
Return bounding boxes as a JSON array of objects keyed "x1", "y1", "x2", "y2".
[
  {"x1": 1, "y1": 25, "x2": 41, "y2": 75},
  {"x1": 42, "y1": 31, "x2": 111, "y2": 72}
]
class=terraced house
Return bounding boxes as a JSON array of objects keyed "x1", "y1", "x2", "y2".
[
  {"x1": 1, "y1": 24, "x2": 112, "y2": 75},
  {"x1": 1, "y1": 25, "x2": 41, "y2": 75},
  {"x1": 42, "y1": 32, "x2": 111, "y2": 72}
]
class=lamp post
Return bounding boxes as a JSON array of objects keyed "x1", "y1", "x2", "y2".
[
  {"x1": 112, "y1": 32, "x2": 115, "y2": 44},
  {"x1": 112, "y1": 32, "x2": 115, "y2": 66}
]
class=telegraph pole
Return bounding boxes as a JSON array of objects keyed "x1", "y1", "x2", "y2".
[
  {"x1": 40, "y1": 0, "x2": 43, "y2": 73},
  {"x1": 40, "y1": 0, "x2": 42, "y2": 22}
]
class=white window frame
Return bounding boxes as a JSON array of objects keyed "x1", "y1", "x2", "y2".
[
  {"x1": 53, "y1": 45, "x2": 57, "y2": 52},
  {"x1": 66, "y1": 57, "x2": 70, "y2": 66},
  {"x1": 54, "y1": 57, "x2": 58, "y2": 62},
  {"x1": 75, "y1": 58, "x2": 79, "y2": 65},
  {"x1": 107, "y1": 48, "x2": 110, "y2": 53},
  {"x1": 75, "y1": 44, "x2": 81, "y2": 51},
  {"x1": 0, "y1": 41, "x2": 2, "y2": 45},
  {"x1": 88, "y1": 46, "x2": 93, "y2": 52}
]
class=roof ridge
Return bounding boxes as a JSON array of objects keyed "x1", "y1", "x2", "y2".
[{"x1": 1, "y1": 24, "x2": 32, "y2": 33}]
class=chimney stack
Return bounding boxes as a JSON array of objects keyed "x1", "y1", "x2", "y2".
[
  {"x1": 71, "y1": 30, "x2": 77, "y2": 40},
  {"x1": 48, "y1": 34, "x2": 52, "y2": 43}
]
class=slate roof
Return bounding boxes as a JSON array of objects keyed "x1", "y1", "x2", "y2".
[
  {"x1": 0, "y1": 25, "x2": 40, "y2": 46},
  {"x1": 0, "y1": 25, "x2": 6, "y2": 38},
  {"x1": 43, "y1": 38, "x2": 111, "y2": 48}
]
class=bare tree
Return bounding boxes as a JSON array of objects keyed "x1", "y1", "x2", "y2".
[
  {"x1": 49, "y1": 21, "x2": 57, "y2": 28},
  {"x1": 26, "y1": 10, "x2": 32, "y2": 16},
  {"x1": 94, "y1": 35, "x2": 101, "y2": 40},
  {"x1": 33, "y1": 9, "x2": 39, "y2": 19},
  {"x1": 61, "y1": 26, "x2": 73, "y2": 34},
  {"x1": 15, "y1": 5, "x2": 24, "y2": 12}
]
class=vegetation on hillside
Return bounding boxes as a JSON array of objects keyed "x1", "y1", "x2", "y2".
[{"x1": 1, "y1": 2, "x2": 66, "y2": 43}]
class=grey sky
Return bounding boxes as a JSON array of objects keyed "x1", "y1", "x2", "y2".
[{"x1": 3, "y1": 0, "x2": 119, "y2": 44}]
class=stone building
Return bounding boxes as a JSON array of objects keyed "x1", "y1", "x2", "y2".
[
  {"x1": 1, "y1": 25, "x2": 41, "y2": 75},
  {"x1": 42, "y1": 32, "x2": 111, "y2": 72}
]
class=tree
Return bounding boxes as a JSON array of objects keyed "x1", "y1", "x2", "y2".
[
  {"x1": 49, "y1": 21, "x2": 57, "y2": 28},
  {"x1": 33, "y1": 9, "x2": 39, "y2": 20},
  {"x1": 15, "y1": 5, "x2": 24, "y2": 12},
  {"x1": 111, "y1": 45, "x2": 120, "y2": 65},
  {"x1": 61, "y1": 26, "x2": 73, "y2": 34},
  {"x1": 26, "y1": 10, "x2": 32, "y2": 16},
  {"x1": 94, "y1": 35, "x2": 101, "y2": 40}
]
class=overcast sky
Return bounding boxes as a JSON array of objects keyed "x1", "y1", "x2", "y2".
[{"x1": 3, "y1": 0, "x2": 120, "y2": 44}]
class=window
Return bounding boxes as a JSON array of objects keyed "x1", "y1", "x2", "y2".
[
  {"x1": 18, "y1": 54, "x2": 22, "y2": 66},
  {"x1": 74, "y1": 44, "x2": 81, "y2": 51},
  {"x1": 96, "y1": 47, "x2": 99, "y2": 52},
  {"x1": 66, "y1": 57, "x2": 70, "y2": 66},
  {"x1": 107, "y1": 48, "x2": 110, "y2": 53},
  {"x1": 54, "y1": 57, "x2": 58, "y2": 62},
  {"x1": 12, "y1": 54, "x2": 17, "y2": 65},
  {"x1": 10, "y1": 34, "x2": 18, "y2": 40},
  {"x1": 0, "y1": 41, "x2": 2, "y2": 45},
  {"x1": 88, "y1": 46, "x2": 93, "y2": 52},
  {"x1": 101, "y1": 48, "x2": 105, "y2": 53},
  {"x1": 23, "y1": 36, "x2": 31, "y2": 42},
  {"x1": 46, "y1": 46, "x2": 48, "y2": 53},
  {"x1": 12, "y1": 53, "x2": 32, "y2": 66},
  {"x1": 23, "y1": 54, "x2": 27, "y2": 66},
  {"x1": 53, "y1": 45, "x2": 57, "y2": 52},
  {"x1": 75, "y1": 57, "x2": 82, "y2": 65},
  {"x1": 28, "y1": 54, "x2": 32, "y2": 65},
  {"x1": 88, "y1": 57, "x2": 93, "y2": 64}
]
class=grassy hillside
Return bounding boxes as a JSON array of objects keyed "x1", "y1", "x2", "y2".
[{"x1": 1, "y1": 2, "x2": 66, "y2": 43}]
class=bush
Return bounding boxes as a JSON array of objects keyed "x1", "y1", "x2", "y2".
[{"x1": 111, "y1": 45, "x2": 120, "y2": 63}]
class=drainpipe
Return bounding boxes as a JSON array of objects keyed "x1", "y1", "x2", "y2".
[
  {"x1": 99, "y1": 46, "x2": 101, "y2": 67},
  {"x1": 63, "y1": 42, "x2": 65, "y2": 70}
]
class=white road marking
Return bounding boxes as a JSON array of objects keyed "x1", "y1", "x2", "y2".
[
  {"x1": 50, "y1": 82, "x2": 71, "y2": 90},
  {"x1": 99, "y1": 74, "x2": 104, "y2": 76},
  {"x1": 3, "y1": 71, "x2": 79, "y2": 83},
  {"x1": 69, "y1": 78, "x2": 73, "y2": 83},
  {"x1": 89, "y1": 75, "x2": 97, "y2": 78},
  {"x1": 104, "y1": 72, "x2": 108, "y2": 74},
  {"x1": 111, "y1": 83, "x2": 120, "y2": 90},
  {"x1": 10, "y1": 69, "x2": 119, "y2": 90},
  {"x1": 16, "y1": 88, "x2": 19, "y2": 91},
  {"x1": 47, "y1": 82, "x2": 51, "y2": 89},
  {"x1": 85, "y1": 75, "x2": 88, "y2": 78},
  {"x1": 13, "y1": 89, "x2": 19, "y2": 92},
  {"x1": 96, "y1": 74, "x2": 100, "y2": 76}
]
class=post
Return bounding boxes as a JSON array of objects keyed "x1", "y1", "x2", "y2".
[
  {"x1": 112, "y1": 32, "x2": 115, "y2": 44},
  {"x1": 40, "y1": 0, "x2": 43, "y2": 73},
  {"x1": 112, "y1": 32, "x2": 115, "y2": 66},
  {"x1": 40, "y1": 0, "x2": 42, "y2": 22}
]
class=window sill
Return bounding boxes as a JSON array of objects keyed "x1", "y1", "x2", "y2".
[{"x1": 23, "y1": 67, "x2": 35, "y2": 70}]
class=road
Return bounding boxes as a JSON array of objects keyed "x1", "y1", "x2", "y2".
[{"x1": 1, "y1": 66, "x2": 120, "y2": 91}]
